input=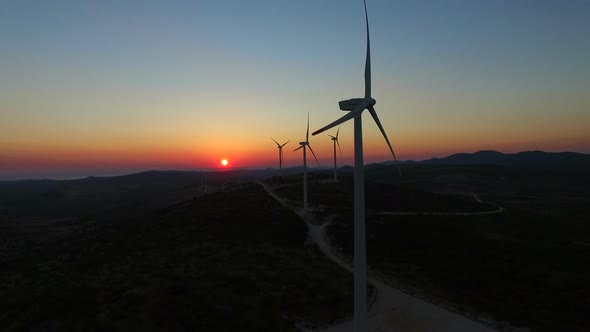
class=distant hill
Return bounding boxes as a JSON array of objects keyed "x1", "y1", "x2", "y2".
[
  {"x1": 0, "y1": 167, "x2": 328, "y2": 220},
  {"x1": 421, "y1": 150, "x2": 590, "y2": 169}
]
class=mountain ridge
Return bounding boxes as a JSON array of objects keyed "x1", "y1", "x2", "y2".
[
  {"x1": 376, "y1": 150, "x2": 589, "y2": 169},
  {"x1": 420, "y1": 150, "x2": 590, "y2": 169}
]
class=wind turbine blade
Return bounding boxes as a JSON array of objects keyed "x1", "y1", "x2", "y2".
[
  {"x1": 271, "y1": 137, "x2": 280, "y2": 147},
  {"x1": 336, "y1": 139, "x2": 343, "y2": 158},
  {"x1": 364, "y1": 0, "x2": 371, "y2": 98},
  {"x1": 307, "y1": 144, "x2": 320, "y2": 167},
  {"x1": 312, "y1": 100, "x2": 369, "y2": 136},
  {"x1": 368, "y1": 106, "x2": 396, "y2": 160},
  {"x1": 281, "y1": 140, "x2": 290, "y2": 147},
  {"x1": 336, "y1": 126, "x2": 340, "y2": 139},
  {"x1": 312, "y1": 111, "x2": 355, "y2": 136},
  {"x1": 306, "y1": 113, "x2": 309, "y2": 142},
  {"x1": 368, "y1": 106, "x2": 402, "y2": 177},
  {"x1": 328, "y1": 135, "x2": 336, "y2": 139},
  {"x1": 293, "y1": 145, "x2": 304, "y2": 152}
]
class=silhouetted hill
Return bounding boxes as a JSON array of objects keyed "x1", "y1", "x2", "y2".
[
  {"x1": 0, "y1": 170, "x2": 208, "y2": 220},
  {"x1": 425, "y1": 150, "x2": 505, "y2": 165},
  {"x1": 423, "y1": 150, "x2": 590, "y2": 169},
  {"x1": 0, "y1": 168, "x2": 323, "y2": 221},
  {"x1": 1, "y1": 183, "x2": 354, "y2": 330}
]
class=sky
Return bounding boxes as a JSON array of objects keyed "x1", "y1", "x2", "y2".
[{"x1": 1, "y1": 0, "x2": 589, "y2": 179}]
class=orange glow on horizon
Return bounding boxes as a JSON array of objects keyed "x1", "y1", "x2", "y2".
[{"x1": 1, "y1": 132, "x2": 589, "y2": 175}]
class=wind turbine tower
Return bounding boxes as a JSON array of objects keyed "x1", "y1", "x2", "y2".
[
  {"x1": 294, "y1": 114, "x2": 320, "y2": 213},
  {"x1": 312, "y1": 1, "x2": 401, "y2": 331},
  {"x1": 200, "y1": 169, "x2": 207, "y2": 193},
  {"x1": 329, "y1": 127, "x2": 342, "y2": 182},
  {"x1": 271, "y1": 138, "x2": 290, "y2": 169}
]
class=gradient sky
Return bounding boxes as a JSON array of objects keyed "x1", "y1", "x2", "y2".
[{"x1": 1, "y1": 0, "x2": 589, "y2": 179}]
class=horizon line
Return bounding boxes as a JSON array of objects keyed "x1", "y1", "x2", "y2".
[{"x1": 1, "y1": 148, "x2": 588, "y2": 181}]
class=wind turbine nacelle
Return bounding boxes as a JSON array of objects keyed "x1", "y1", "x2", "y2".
[{"x1": 339, "y1": 98, "x2": 365, "y2": 111}]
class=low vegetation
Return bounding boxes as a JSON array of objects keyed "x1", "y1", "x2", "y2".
[
  {"x1": 0, "y1": 184, "x2": 353, "y2": 331},
  {"x1": 270, "y1": 171, "x2": 496, "y2": 214},
  {"x1": 322, "y1": 165, "x2": 590, "y2": 332},
  {"x1": 3, "y1": 163, "x2": 588, "y2": 331}
]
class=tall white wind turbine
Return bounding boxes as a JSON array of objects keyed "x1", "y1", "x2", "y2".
[
  {"x1": 271, "y1": 138, "x2": 290, "y2": 169},
  {"x1": 329, "y1": 127, "x2": 343, "y2": 183},
  {"x1": 294, "y1": 114, "x2": 320, "y2": 213},
  {"x1": 312, "y1": 1, "x2": 401, "y2": 331}
]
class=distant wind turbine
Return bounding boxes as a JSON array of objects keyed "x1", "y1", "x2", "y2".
[
  {"x1": 312, "y1": 1, "x2": 401, "y2": 331},
  {"x1": 294, "y1": 114, "x2": 320, "y2": 213},
  {"x1": 328, "y1": 127, "x2": 343, "y2": 183},
  {"x1": 200, "y1": 169, "x2": 207, "y2": 193},
  {"x1": 271, "y1": 138, "x2": 290, "y2": 169}
]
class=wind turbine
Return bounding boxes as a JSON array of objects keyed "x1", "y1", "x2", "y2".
[
  {"x1": 271, "y1": 138, "x2": 290, "y2": 169},
  {"x1": 200, "y1": 169, "x2": 207, "y2": 193},
  {"x1": 328, "y1": 127, "x2": 343, "y2": 183},
  {"x1": 294, "y1": 114, "x2": 320, "y2": 213},
  {"x1": 312, "y1": 1, "x2": 401, "y2": 331}
]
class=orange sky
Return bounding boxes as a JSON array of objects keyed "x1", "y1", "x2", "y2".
[{"x1": 2, "y1": 125, "x2": 588, "y2": 176}]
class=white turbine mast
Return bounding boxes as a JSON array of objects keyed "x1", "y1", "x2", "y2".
[
  {"x1": 328, "y1": 127, "x2": 342, "y2": 183},
  {"x1": 312, "y1": 1, "x2": 401, "y2": 331},
  {"x1": 271, "y1": 137, "x2": 290, "y2": 169},
  {"x1": 294, "y1": 113, "x2": 320, "y2": 213}
]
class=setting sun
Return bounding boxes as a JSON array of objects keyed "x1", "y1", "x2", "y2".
[{"x1": 221, "y1": 159, "x2": 228, "y2": 166}]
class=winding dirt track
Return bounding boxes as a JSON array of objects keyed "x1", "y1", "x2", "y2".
[
  {"x1": 374, "y1": 193, "x2": 504, "y2": 216},
  {"x1": 258, "y1": 182, "x2": 500, "y2": 332}
]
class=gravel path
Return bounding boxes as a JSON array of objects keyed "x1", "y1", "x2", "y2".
[{"x1": 258, "y1": 181, "x2": 501, "y2": 332}]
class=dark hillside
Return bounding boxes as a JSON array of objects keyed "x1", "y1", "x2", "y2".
[
  {"x1": 326, "y1": 163, "x2": 590, "y2": 331},
  {"x1": 423, "y1": 150, "x2": 590, "y2": 169},
  {"x1": 0, "y1": 183, "x2": 353, "y2": 331}
]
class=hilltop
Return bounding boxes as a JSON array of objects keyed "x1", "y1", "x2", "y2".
[{"x1": 420, "y1": 150, "x2": 590, "y2": 169}]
